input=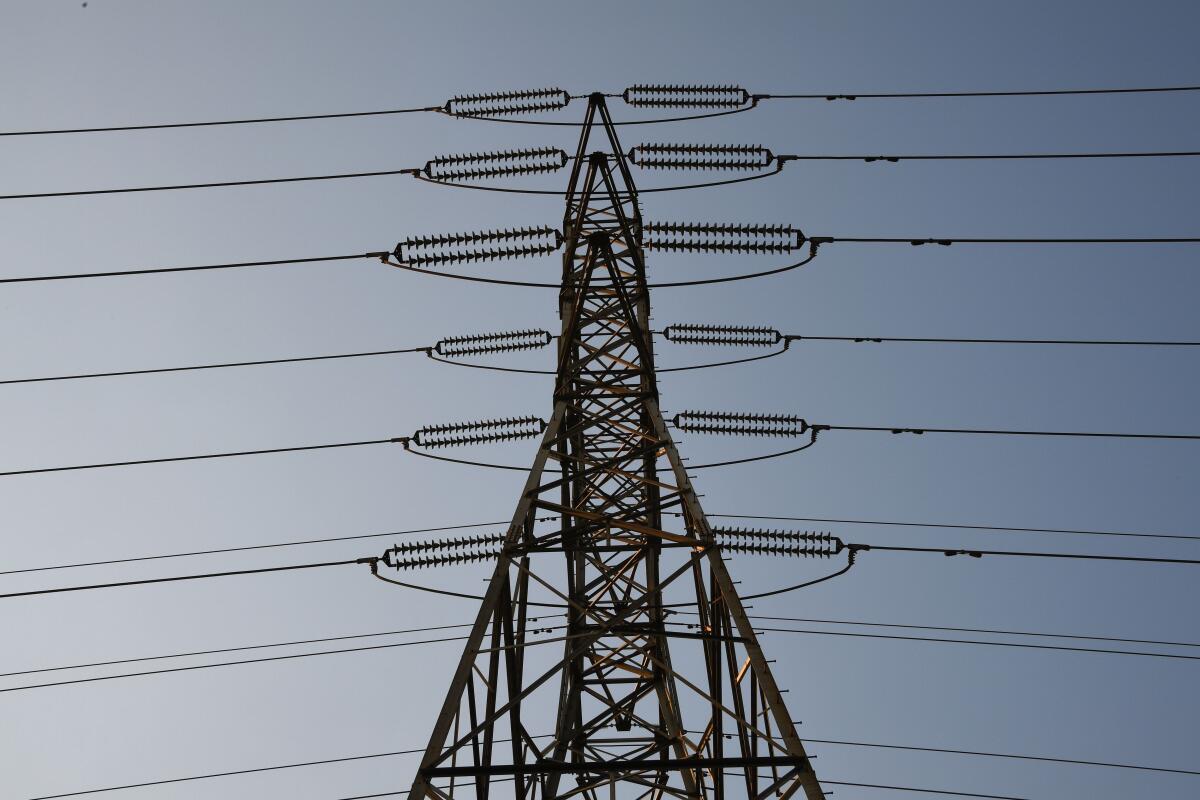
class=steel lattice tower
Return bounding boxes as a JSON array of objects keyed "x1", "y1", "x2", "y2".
[{"x1": 408, "y1": 95, "x2": 824, "y2": 800}]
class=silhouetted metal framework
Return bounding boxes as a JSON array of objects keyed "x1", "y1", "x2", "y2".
[{"x1": 409, "y1": 95, "x2": 825, "y2": 800}]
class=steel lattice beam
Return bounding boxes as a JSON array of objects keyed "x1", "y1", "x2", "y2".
[{"x1": 407, "y1": 94, "x2": 825, "y2": 800}]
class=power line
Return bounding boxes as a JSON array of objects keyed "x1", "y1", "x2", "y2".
[
  {"x1": 6, "y1": 83, "x2": 1197, "y2": 139},
  {"x1": 0, "y1": 621, "x2": 481, "y2": 679},
  {"x1": 9, "y1": 611, "x2": 1190, "y2": 695},
  {"x1": 28, "y1": 749, "x2": 426, "y2": 799},
  {"x1": 6, "y1": 150, "x2": 1199, "y2": 201},
  {"x1": 0, "y1": 167, "x2": 419, "y2": 201},
  {"x1": 7, "y1": 419, "x2": 1200, "y2": 482},
  {"x1": 693, "y1": 512, "x2": 1200, "y2": 543},
  {"x1": 0, "y1": 557, "x2": 375, "y2": 602},
  {"x1": 784, "y1": 739, "x2": 1199, "y2": 778},
  {"x1": 818, "y1": 779, "x2": 1030, "y2": 799},
  {"x1": 680, "y1": 612, "x2": 1200, "y2": 651},
  {"x1": 782, "y1": 150, "x2": 1200, "y2": 162},
  {"x1": 8, "y1": 231, "x2": 1200, "y2": 286},
  {"x1": 787, "y1": 333, "x2": 1200, "y2": 347},
  {"x1": 10, "y1": 328, "x2": 1199, "y2": 388},
  {"x1": 741, "y1": 626, "x2": 1200, "y2": 662},
  {"x1": 0, "y1": 252, "x2": 383, "y2": 284},
  {"x1": 0, "y1": 519, "x2": 517, "y2": 577},
  {"x1": 0, "y1": 633, "x2": 472, "y2": 694},
  {"x1": 0, "y1": 346, "x2": 425, "y2": 386},
  {"x1": 30, "y1": 730, "x2": 1195, "y2": 800},
  {"x1": 675, "y1": 414, "x2": 1200, "y2": 443},
  {"x1": 815, "y1": 235, "x2": 1200, "y2": 246},
  {"x1": 854, "y1": 542, "x2": 1200, "y2": 565},
  {"x1": 764, "y1": 84, "x2": 1200, "y2": 100},
  {"x1": 0, "y1": 105, "x2": 441, "y2": 137},
  {"x1": 0, "y1": 437, "x2": 403, "y2": 478},
  {"x1": 822, "y1": 423, "x2": 1200, "y2": 440},
  {"x1": 10, "y1": 501, "x2": 1185, "y2": 580}
]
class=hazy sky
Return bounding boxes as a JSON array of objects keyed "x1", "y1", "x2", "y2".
[{"x1": 1, "y1": 2, "x2": 1198, "y2": 799}]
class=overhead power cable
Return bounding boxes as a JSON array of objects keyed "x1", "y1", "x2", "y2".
[
  {"x1": 0, "y1": 557, "x2": 377, "y2": 602},
  {"x1": 0, "y1": 437, "x2": 404, "y2": 478},
  {"x1": 6, "y1": 606, "x2": 1193, "y2": 698},
  {"x1": 29, "y1": 732, "x2": 1194, "y2": 800},
  {"x1": 10, "y1": 326, "x2": 1200, "y2": 388},
  {"x1": 781, "y1": 150, "x2": 1200, "y2": 162},
  {"x1": 0, "y1": 168, "x2": 423, "y2": 201},
  {"x1": 0, "y1": 621, "x2": 482, "y2": 679},
  {"x1": 5, "y1": 149, "x2": 1199, "y2": 201},
  {"x1": 0, "y1": 105, "x2": 441, "y2": 137},
  {"x1": 0, "y1": 519, "x2": 526, "y2": 577},
  {"x1": 763, "y1": 84, "x2": 1200, "y2": 100},
  {"x1": 664, "y1": 323, "x2": 1200, "y2": 349},
  {"x1": 0, "y1": 416, "x2": 550, "y2": 479},
  {"x1": 823, "y1": 422, "x2": 1200, "y2": 441},
  {"x1": 10, "y1": 613, "x2": 1190, "y2": 688},
  {"x1": 673, "y1": 410, "x2": 1200, "y2": 444},
  {"x1": 9, "y1": 503, "x2": 1184, "y2": 580},
  {"x1": 0, "y1": 346, "x2": 427, "y2": 386},
  {"x1": 0, "y1": 252, "x2": 384, "y2": 284},
  {"x1": 0, "y1": 632, "x2": 475, "y2": 694},
  {"x1": 7, "y1": 232, "x2": 1200, "y2": 285},
  {"x1": 785, "y1": 333, "x2": 1200, "y2": 347},
  {"x1": 688, "y1": 612, "x2": 1200, "y2": 652},
  {"x1": 691, "y1": 512, "x2": 1200, "y2": 543},
  {"x1": 853, "y1": 542, "x2": 1200, "y2": 565},
  {"x1": 11, "y1": 416, "x2": 1196, "y2": 482},
  {"x1": 812, "y1": 235, "x2": 1200, "y2": 246},
  {"x1": 740, "y1": 625, "x2": 1200, "y2": 662},
  {"x1": 5, "y1": 83, "x2": 1198, "y2": 138}
]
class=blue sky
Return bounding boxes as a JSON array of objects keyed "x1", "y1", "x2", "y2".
[{"x1": 1, "y1": 2, "x2": 1198, "y2": 799}]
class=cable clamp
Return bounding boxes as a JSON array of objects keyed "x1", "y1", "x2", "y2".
[{"x1": 943, "y1": 549, "x2": 983, "y2": 558}]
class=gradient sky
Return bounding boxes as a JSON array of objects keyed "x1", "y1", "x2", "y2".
[{"x1": 1, "y1": 2, "x2": 1198, "y2": 799}]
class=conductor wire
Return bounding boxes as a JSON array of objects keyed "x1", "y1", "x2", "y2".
[
  {"x1": 0, "y1": 557, "x2": 377, "y2": 601},
  {"x1": 0, "y1": 105, "x2": 441, "y2": 136}
]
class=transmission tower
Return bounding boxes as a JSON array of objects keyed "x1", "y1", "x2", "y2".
[{"x1": 409, "y1": 94, "x2": 825, "y2": 800}]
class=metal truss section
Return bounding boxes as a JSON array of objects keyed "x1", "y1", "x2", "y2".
[{"x1": 407, "y1": 95, "x2": 825, "y2": 800}]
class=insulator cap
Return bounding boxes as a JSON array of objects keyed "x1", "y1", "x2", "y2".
[
  {"x1": 413, "y1": 415, "x2": 547, "y2": 448},
  {"x1": 629, "y1": 143, "x2": 773, "y2": 170},
  {"x1": 435, "y1": 329, "x2": 553, "y2": 357},
  {"x1": 384, "y1": 547, "x2": 503, "y2": 571},
  {"x1": 663, "y1": 323, "x2": 782, "y2": 347},
  {"x1": 385, "y1": 533, "x2": 506, "y2": 559},
  {"x1": 446, "y1": 88, "x2": 570, "y2": 117},
  {"x1": 424, "y1": 147, "x2": 569, "y2": 181},
  {"x1": 623, "y1": 84, "x2": 750, "y2": 109},
  {"x1": 715, "y1": 539, "x2": 841, "y2": 559},
  {"x1": 643, "y1": 221, "x2": 804, "y2": 254},
  {"x1": 394, "y1": 226, "x2": 562, "y2": 266},
  {"x1": 712, "y1": 526, "x2": 839, "y2": 545},
  {"x1": 673, "y1": 410, "x2": 808, "y2": 437}
]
